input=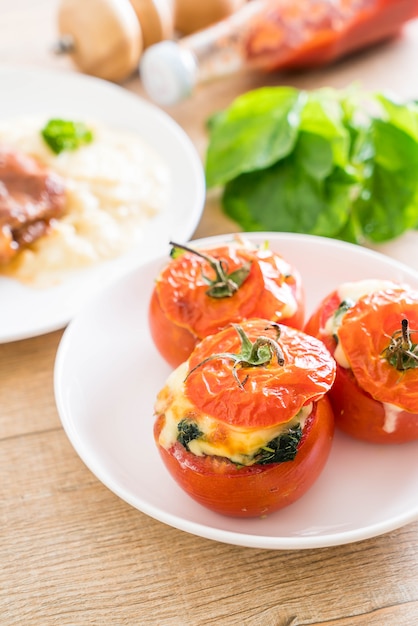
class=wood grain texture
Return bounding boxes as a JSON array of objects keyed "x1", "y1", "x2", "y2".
[
  {"x1": 1, "y1": 1, "x2": 418, "y2": 624},
  {"x1": 0, "y1": 331, "x2": 63, "y2": 438}
]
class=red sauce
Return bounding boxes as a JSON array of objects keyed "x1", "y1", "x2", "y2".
[
  {"x1": 244, "y1": 0, "x2": 418, "y2": 71},
  {"x1": 0, "y1": 148, "x2": 66, "y2": 264}
]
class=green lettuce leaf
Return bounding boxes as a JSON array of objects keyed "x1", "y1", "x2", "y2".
[
  {"x1": 205, "y1": 87, "x2": 305, "y2": 187},
  {"x1": 205, "y1": 86, "x2": 418, "y2": 244}
]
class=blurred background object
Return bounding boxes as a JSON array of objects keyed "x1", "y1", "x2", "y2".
[
  {"x1": 55, "y1": 0, "x2": 246, "y2": 81},
  {"x1": 140, "y1": 0, "x2": 418, "y2": 104},
  {"x1": 174, "y1": 0, "x2": 246, "y2": 35},
  {"x1": 55, "y1": 0, "x2": 418, "y2": 102}
]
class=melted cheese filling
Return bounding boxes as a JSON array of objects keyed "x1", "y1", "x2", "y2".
[
  {"x1": 382, "y1": 402, "x2": 403, "y2": 433},
  {"x1": 258, "y1": 255, "x2": 298, "y2": 319},
  {"x1": 155, "y1": 362, "x2": 312, "y2": 465}
]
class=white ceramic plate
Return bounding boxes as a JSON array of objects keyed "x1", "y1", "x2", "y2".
[
  {"x1": 54, "y1": 232, "x2": 418, "y2": 550},
  {"x1": 0, "y1": 65, "x2": 205, "y2": 343}
]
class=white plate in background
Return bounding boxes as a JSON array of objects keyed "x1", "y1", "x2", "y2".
[
  {"x1": 54, "y1": 233, "x2": 418, "y2": 550},
  {"x1": 0, "y1": 66, "x2": 205, "y2": 343}
]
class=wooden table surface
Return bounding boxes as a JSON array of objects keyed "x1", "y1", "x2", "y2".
[{"x1": 1, "y1": 1, "x2": 418, "y2": 624}]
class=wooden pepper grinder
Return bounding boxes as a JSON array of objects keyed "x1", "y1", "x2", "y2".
[
  {"x1": 56, "y1": 0, "x2": 246, "y2": 82},
  {"x1": 57, "y1": 0, "x2": 175, "y2": 82},
  {"x1": 174, "y1": 0, "x2": 246, "y2": 35}
]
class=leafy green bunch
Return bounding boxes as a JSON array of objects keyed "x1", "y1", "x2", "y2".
[{"x1": 205, "y1": 85, "x2": 418, "y2": 244}]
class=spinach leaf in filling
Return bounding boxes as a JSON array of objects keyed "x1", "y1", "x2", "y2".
[
  {"x1": 254, "y1": 424, "x2": 303, "y2": 464},
  {"x1": 177, "y1": 419, "x2": 203, "y2": 450}
]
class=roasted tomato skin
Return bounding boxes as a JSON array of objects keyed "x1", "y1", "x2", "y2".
[
  {"x1": 305, "y1": 286, "x2": 418, "y2": 444},
  {"x1": 149, "y1": 242, "x2": 305, "y2": 368},
  {"x1": 185, "y1": 320, "x2": 336, "y2": 429},
  {"x1": 149, "y1": 288, "x2": 197, "y2": 369},
  {"x1": 304, "y1": 290, "x2": 340, "y2": 349},
  {"x1": 154, "y1": 397, "x2": 334, "y2": 518},
  {"x1": 329, "y1": 362, "x2": 418, "y2": 444}
]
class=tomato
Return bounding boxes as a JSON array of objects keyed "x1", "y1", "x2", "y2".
[
  {"x1": 186, "y1": 320, "x2": 336, "y2": 429},
  {"x1": 325, "y1": 361, "x2": 418, "y2": 444},
  {"x1": 305, "y1": 282, "x2": 418, "y2": 444},
  {"x1": 304, "y1": 290, "x2": 340, "y2": 351},
  {"x1": 149, "y1": 239, "x2": 305, "y2": 368},
  {"x1": 153, "y1": 319, "x2": 336, "y2": 518},
  {"x1": 154, "y1": 398, "x2": 334, "y2": 517}
]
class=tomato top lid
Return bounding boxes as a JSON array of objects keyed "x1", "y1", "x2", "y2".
[
  {"x1": 184, "y1": 318, "x2": 336, "y2": 429},
  {"x1": 155, "y1": 239, "x2": 301, "y2": 338},
  {"x1": 338, "y1": 286, "x2": 418, "y2": 412}
]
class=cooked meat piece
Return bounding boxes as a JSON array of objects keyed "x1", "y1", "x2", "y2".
[{"x1": 0, "y1": 148, "x2": 66, "y2": 264}]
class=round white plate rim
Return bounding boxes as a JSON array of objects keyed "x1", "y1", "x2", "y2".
[
  {"x1": 54, "y1": 232, "x2": 418, "y2": 550},
  {"x1": 0, "y1": 64, "x2": 205, "y2": 343}
]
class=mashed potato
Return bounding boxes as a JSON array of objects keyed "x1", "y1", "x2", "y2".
[{"x1": 0, "y1": 116, "x2": 170, "y2": 286}]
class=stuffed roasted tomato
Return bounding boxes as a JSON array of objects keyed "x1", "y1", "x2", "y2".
[
  {"x1": 305, "y1": 279, "x2": 418, "y2": 444},
  {"x1": 153, "y1": 318, "x2": 336, "y2": 518},
  {"x1": 149, "y1": 237, "x2": 305, "y2": 368}
]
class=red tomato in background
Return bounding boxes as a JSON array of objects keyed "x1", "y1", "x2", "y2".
[
  {"x1": 154, "y1": 319, "x2": 336, "y2": 518},
  {"x1": 305, "y1": 283, "x2": 418, "y2": 444},
  {"x1": 149, "y1": 239, "x2": 305, "y2": 368}
]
